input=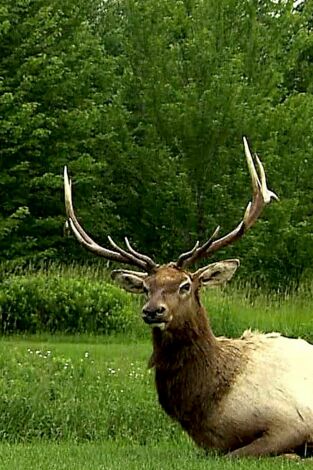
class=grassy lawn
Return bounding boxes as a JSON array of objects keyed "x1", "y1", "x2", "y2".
[
  {"x1": 0, "y1": 338, "x2": 165, "y2": 442},
  {"x1": 0, "y1": 442, "x2": 307, "y2": 470}
]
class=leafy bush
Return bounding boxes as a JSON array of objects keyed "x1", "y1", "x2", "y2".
[{"x1": 0, "y1": 274, "x2": 142, "y2": 335}]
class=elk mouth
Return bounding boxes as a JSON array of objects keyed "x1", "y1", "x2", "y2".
[
  {"x1": 142, "y1": 314, "x2": 173, "y2": 330},
  {"x1": 142, "y1": 316, "x2": 167, "y2": 326}
]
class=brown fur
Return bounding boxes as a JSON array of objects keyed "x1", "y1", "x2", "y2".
[
  {"x1": 149, "y1": 301, "x2": 246, "y2": 451},
  {"x1": 142, "y1": 266, "x2": 245, "y2": 451}
]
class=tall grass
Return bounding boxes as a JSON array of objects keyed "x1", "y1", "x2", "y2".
[{"x1": 205, "y1": 283, "x2": 313, "y2": 341}]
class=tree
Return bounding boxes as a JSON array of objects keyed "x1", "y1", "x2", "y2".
[
  {"x1": 0, "y1": 0, "x2": 123, "y2": 265},
  {"x1": 1, "y1": 0, "x2": 313, "y2": 287}
]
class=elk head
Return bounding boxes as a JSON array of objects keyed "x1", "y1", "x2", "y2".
[
  {"x1": 64, "y1": 138, "x2": 278, "y2": 331},
  {"x1": 111, "y1": 261, "x2": 240, "y2": 331}
]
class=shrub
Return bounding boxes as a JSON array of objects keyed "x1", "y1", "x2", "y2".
[{"x1": 0, "y1": 273, "x2": 142, "y2": 334}]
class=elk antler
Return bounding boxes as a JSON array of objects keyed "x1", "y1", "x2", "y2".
[
  {"x1": 176, "y1": 137, "x2": 278, "y2": 268},
  {"x1": 64, "y1": 167, "x2": 157, "y2": 272}
]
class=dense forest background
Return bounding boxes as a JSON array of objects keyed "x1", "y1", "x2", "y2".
[{"x1": 0, "y1": 0, "x2": 312, "y2": 288}]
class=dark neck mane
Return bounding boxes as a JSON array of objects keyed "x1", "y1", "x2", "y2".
[
  {"x1": 150, "y1": 304, "x2": 218, "y2": 370},
  {"x1": 149, "y1": 304, "x2": 243, "y2": 442}
]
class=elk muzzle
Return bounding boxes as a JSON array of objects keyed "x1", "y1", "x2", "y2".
[{"x1": 142, "y1": 303, "x2": 169, "y2": 326}]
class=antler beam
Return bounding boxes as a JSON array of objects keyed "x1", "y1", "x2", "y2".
[
  {"x1": 64, "y1": 166, "x2": 157, "y2": 272},
  {"x1": 177, "y1": 137, "x2": 278, "y2": 268}
]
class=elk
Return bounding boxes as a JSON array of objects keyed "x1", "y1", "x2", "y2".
[{"x1": 64, "y1": 138, "x2": 313, "y2": 458}]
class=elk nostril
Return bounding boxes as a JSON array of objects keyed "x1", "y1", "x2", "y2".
[
  {"x1": 157, "y1": 306, "x2": 166, "y2": 314},
  {"x1": 142, "y1": 307, "x2": 155, "y2": 317},
  {"x1": 142, "y1": 306, "x2": 166, "y2": 317}
]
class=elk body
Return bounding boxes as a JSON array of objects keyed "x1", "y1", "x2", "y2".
[{"x1": 64, "y1": 138, "x2": 313, "y2": 457}]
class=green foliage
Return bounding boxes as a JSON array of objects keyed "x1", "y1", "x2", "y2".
[
  {"x1": 0, "y1": 0, "x2": 122, "y2": 263},
  {"x1": 0, "y1": 0, "x2": 313, "y2": 287},
  {"x1": 1, "y1": 262, "x2": 313, "y2": 338},
  {"x1": 0, "y1": 272, "x2": 143, "y2": 335}
]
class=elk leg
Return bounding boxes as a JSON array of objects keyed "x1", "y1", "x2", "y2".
[{"x1": 227, "y1": 430, "x2": 304, "y2": 458}]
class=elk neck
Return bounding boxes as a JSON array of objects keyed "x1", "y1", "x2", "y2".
[
  {"x1": 149, "y1": 301, "x2": 244, "y2": 430},
  {"x1": 150, "y1": 302, "x2": 217, "y2": 369},
  {"x1": 151, "y1": 306, "x2": 239, "y2": 375}
]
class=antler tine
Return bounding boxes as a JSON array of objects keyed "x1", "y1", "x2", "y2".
[
  {"x1": 64, "y1": 167, "x2": 155, "y2": 271},
  {"x1": 255, "y1": 154, "x2": 279, "y2": 204},
  {"x1": 64, "y1": 166, "x2": 94, "y2": 246},
  {"x1": 178, "y1": 138, "x2": 278, "y2": 268},
  {"x1": 124, "y1": 237, "x2": 157, "y2": 270},
  {"x1": 244, "y1": 137, "x2": 260, "y2": 196},
  {"x1": 107, "y1": 236, "x2": 154, "y2": 270},
  {"x1": 177, "y1": 226, "x2": 220, "y2": 268},
  {"x1": 176, "y1": 241, "x2": 200, "y2": 268}
]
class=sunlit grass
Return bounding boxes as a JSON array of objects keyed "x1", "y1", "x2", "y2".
[{"x1": 0, "y1": 442, "x2": 306, "y2": 470}]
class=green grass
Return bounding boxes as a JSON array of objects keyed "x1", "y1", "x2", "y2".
[
  {"x1": 0, "y1": 338, "x2": 176, "y2": 443},
  {"x1": 0, "y1": 335, "x2": 312, "y2": 470},
  {"x1": 205, "y1": 285, "x2": 313, "y2": 341},
  {"x1": 0, "y1": 442, "x2": 307, "y2": 470}
]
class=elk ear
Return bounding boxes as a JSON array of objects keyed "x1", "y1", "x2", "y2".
[
  {"x1": 111, "y1": 269, "x2": 147, "y2": 294},
  {"x1": 193, "y1": 259, "x2": 240, "y2": 288}
]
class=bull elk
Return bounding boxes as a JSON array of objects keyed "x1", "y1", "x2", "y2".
[{"x1": 64, "y1": 138, "x2": 313, "y2": 458}]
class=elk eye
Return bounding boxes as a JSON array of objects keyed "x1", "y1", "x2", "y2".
[{"x1": 179, "y1": 282, "x2": 191, "y2": 294}]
